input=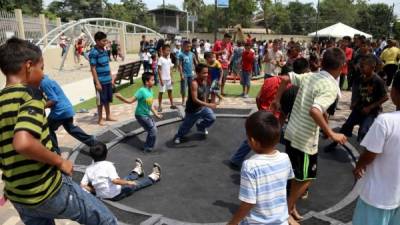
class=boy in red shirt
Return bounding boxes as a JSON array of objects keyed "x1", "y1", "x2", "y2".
[{"x1": 241, "y1": 41, "x2": 255, "y2": 98}]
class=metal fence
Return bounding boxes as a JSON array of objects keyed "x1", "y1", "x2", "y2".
[
  {"x1": 0, "y1": 10, "x2": 60, "y2": 44},
  {"x1": 0, "y1": 10, "x2": 20, "y2": 44}
]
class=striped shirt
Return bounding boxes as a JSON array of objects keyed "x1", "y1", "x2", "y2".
[
  {"x1": 89, "y1": 46, "x2": 112, "y2": 84},
  {"x1": 284, "y1": 71, "x2": 339, "y2": 155},
  {"x1": 239, "y1": 152, "x2": 294, "y2": 225},
  {"x1": 0, "y1": 84, "x2": 62, "y2": 205}
]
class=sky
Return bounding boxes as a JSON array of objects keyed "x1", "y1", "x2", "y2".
[{"x1": 43, "y1": 0, "x2": 399, "y2": 16}]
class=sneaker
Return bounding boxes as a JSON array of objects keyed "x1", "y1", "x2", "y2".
[
  {"x1": 157, "y1": 107, "x2": 162, "y2": 113},
  {"x1": 170, "y1": 105, "x2": 178, "y2": 109},
  {"x1": 148, "y1": 163, "x2": 161, "y2": 182},
  {"x1": 243, "y1": 94, "x2": 249, "y2": 98},
  {"x1": 196, "y1": 123, "x2": 208, "y2": 136},
  {"x1": 143, "y1": 147, "x2": 153, "y2": 153},
  {"x1": 132, "y1": 158, "x2": 144, "y2": 176},
  {"x1": 174, "y1": 137, "x2": 181, "y2": 144}
]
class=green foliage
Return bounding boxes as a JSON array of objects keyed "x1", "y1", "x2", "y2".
[
  {"x1": 319, "y1": 0, "x2": 358, "y2": 27},
  {"x1": 287, "y1": 2, "x2": 317, "y2": 34},
  {"x1": 157, "y1": 4, "x2": 180, "y2": 11},
  {"x1": 104, "y1": 0, "x2": 152, "y2": 28},
  {"x1": 47, "y1": 0, "x2": 103, "y2": 21},
  {"x1": 183, "y1": 0, "x2": 204, "y2": 15},
  {"x1": 0, "y1": 0, "x2": 43, "y2": 15},
  {"x1": 355, "y1": 3, "x2": 395, "y2": 38}
]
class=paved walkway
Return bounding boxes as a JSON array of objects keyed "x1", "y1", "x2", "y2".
[{"x1": 0, "y1": 90, "x2": 396, "y2": 225}]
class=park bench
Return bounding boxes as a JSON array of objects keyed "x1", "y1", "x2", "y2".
[{"x1": 112, "y1": 61, "x2": 142, "y2": 85}]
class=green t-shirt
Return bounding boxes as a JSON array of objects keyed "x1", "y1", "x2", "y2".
[{"x1": 135, "y1": 87, "x2": 153, "y2": 116}]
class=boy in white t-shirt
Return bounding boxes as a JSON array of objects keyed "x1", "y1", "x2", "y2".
[
  {"x1": 352, "y1": 75, "x2": 400, "y2": 225},
  {"x1": 228, "y1": 111, "x2": 295, "y2": 225},
  {"x1": 81, "y1": 143, "x2": 161, "y2": 201},
  {"x1": 157, "y1": 44, "x2": 177, "y2": 112}
]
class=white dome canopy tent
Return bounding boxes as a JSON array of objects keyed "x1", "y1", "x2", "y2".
[{"x1": 308, "y1": 22, "x2": 372, "y2": 39}]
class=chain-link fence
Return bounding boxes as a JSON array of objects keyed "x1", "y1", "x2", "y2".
[{"x1": 0, "y1": 10, "x2": 20, "y2": 44}]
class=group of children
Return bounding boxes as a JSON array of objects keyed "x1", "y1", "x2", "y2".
[{"x1": 1, "y1": 30, "x2": 399, "y2": 225}]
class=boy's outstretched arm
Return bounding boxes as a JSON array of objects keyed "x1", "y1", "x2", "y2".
[
  {"x1": 13, "y1": 131, "x2": 73, "y2": 175},
  {"x1": 309, "y1": 107, "x2": 347, "y2": 144},
  {"x1": 115, "y1": 93, "x2": 136, "y2": 104},
  {"x1": 227, "y1": 201, "x2": 254, "y2": 225},
  {"x1": 271, "y1": 75, "x2": 290, "y2": 111}
]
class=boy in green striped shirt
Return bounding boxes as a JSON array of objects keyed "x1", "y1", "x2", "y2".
[
  {"x1": 0, "y1": 38, "x2": 117, "y2": 224},
  {"x1": 273, "y1": 48, "x2": 348, "y2": 224}
]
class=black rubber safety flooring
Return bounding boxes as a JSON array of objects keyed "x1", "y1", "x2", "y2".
[{"x1": 73, "y1": 118, "x2": 355, "y2": 223}]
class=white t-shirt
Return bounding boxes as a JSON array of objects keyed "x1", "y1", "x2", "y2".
[
  {"x1": 142, "y1": 52, "x2": 151, "y2": 61},
  {"x1": 358, "y1": 111, "x2": 400, "y2": 210},
  {"x1": 158, "y1": 56, "x2": 173, "y2": 80},
  {"x1": 264, "y1": 49, "x2": 283, "y2": 76},
  {"x1": 81, "y1": 161, "x2": 121, "y2": 199},
  {"x1": 204, "y1": 42, "x2": 211, "y2": 52}
]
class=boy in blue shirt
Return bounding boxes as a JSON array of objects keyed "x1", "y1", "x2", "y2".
[
  {"x1": 227, "y1": 111, "x2": 294, "y2": 225},
  {"x1": 89, "y1": 31, "x2": 116, "y2": 126},
  {"x1": 178, "y1": 40, "x2": 196, "y2": 105},
  {"x1": 40, "y1": 75, "x2": 99, "y2": 154},
  {"x1": 115, "y1": 72, "x2": 162, "y2": 152}
]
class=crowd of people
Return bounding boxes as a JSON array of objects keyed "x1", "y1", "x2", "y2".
[{"x1": 0, "y1": 28, "x2": 399, "y2": 225}]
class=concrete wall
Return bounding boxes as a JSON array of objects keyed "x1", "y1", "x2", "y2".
[{"x1": 125, "y1": 33, "x2": 161, "y2": 54}]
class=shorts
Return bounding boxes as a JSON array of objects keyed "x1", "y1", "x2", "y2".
[
  {"x1": 96, "y1": 83, "x2": 113, "y2": 106},
  {"x1": 159, "y1": 80, "x2": 173, "y2": 93},
  {"x1": 210, "y1": 79, "x2": 220, "y2": 94},
  {"x1": 285, "y1": 140, "x2": 318, "y2": 181},
  {"x1": 240, "y1": 71, "x2": 251, "y2": 87},
  {"x1": 353, "y1": 198, "x2": 400, "y2": 225},
  {"x1": 222, "y1": 69, "x2": 229, "y2": 83},
  {"x1": 180, "y1": 76, "x2": 193, "y2": 96}
]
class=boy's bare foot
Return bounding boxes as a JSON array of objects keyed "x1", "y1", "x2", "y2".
[
  {"x1": 98, "y1": 120, "x2": 106, "y2": 126},
  {"x1": 170, "y1": 105, "x2": 178, "y2": 109},
  {"x1": 291, "y1": 208, "x2": 304, "y2": 221},
  {"x1": 106, "y1": 117, "x2": 117, "y2": 122},
  {"x1": 288, "y1": 215, "x2": 300, "y2": 225}
]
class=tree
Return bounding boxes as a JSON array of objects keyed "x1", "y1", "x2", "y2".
[
  {"x1": 287, "y1": 2, "x2": 317, "y2": 35},
  {"x1": 268, "y1": 3, "x2": 290, "y2": 34},
  {"x1": 47, "y1": 0, "x2": 103, "y2": 21},
  {"x1": 104, "y1": 0, "x2": 152, "y2": 29},
  {"x1": 319, "y1": 0, "x2": 357, "y2": 27},
  {"x1": 157, "y1": 4, "x2": 180, "y2": 11},
  {"x1": 258, "y1": 0, "x2": 273, "y2": 33},
  {"x1": 355, "y1": 3, "x2": 395, "y2": 38},
  {"x1": 0, "y1": 0, "x2": 43, "y2": 15},
  {"x1": 183, "y1": 0, "x2": 204, "y2": 16}
]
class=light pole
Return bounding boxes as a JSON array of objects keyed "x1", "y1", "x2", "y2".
[{"x1": 389, "y1": 22, "x2": 394, "y2": 39}]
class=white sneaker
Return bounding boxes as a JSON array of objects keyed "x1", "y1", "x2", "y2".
[
  {"x1": 174, "y1": 137, "x2": 181, "y2": 144},
  {"x1": 132, "y1": 158, "x2": 144, "y2": 176},
  {"x1": 148, "y1": 163, "x2": 161, "y2": 182}
]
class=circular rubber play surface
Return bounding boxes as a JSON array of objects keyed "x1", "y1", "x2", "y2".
[{"x1": 71, "y1": 110, "x2": 356, "y2": 224}]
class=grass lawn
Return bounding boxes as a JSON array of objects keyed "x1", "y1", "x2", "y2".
[{"x1": 73, "y1": 71, "x2": 262, "y2": 111}]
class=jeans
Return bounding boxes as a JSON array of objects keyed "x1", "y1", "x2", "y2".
[
  {"x1": 110, "y1": 172, "x2": 155, "y2": 201},
  {"x1": 340, "y1": 109, "x2": 377, "y2": 142},
  {"x1": 143, "y1": 60, "x2": 151, "y2": 72},
  {"x1": 180, "y1": 76, "x2": 193, "y2": 96},
  {"x1": 383, "y1": 64, "x2": 398, "y2": 87},
  {"x1": 175, "y1": 107, "x2": 216, "y2": 139},
  {"x1": 12, "y1": 175, "x2": 117, "y2": 225},
  {"x1": 135, "y1": 115, "x2": 157, "y2": 150},
  {"x1": 49, "y1": 117, "x2": 97, "y2": 154},
  {"x1": 230, "y1": 140, "x2": 251, "y2": 167}
]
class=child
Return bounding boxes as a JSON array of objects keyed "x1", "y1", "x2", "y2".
[
  {"x1": 230, "y1": 58, "x2": 310, "y2": 169},
  {"x1": 81, "y1": 143, "x2": 161, "y2": 201},
  {"x1": 178, "y1": 40, "x2": 196, "y2": 105},
  {"x1": 227, "y1": 111, "x2": 294, "y2": 225},
  {"x1": 326, "y1": 55, "x2": 388, "y2": 151},
  {"x1": 231, "y1": 41, "x2": 244, "y2": 83},
  {"x1": 89, "y1": 31, "x2": 117, "y2": 126},
  {"x1": 273, "y1": 48, "x2": 347, "y2": 223},
  {"x1": 111, "y1": 40, "x2": 119, "y2": 61},
  {"x1": 115, "y1": 72, "x2": 162, "y2": 152},
  {"x1": 141, "y1": 48, "x2": 151, "y2": 72},
  {"x1": 40, "y1": 75, "x2": 99, "y2": 154},
  {"x1": 204, "y1": 52, "x2": 224, "y2": 104},
  {"x1": 0, "y1": 37, "x2": 117, "y2": 224},
  {"x1": 151, "y1": 54, "x2": 159, "y2": 85},
  {"x1": 173, "y1": 64, "x2": 217, "y2": 144},
  {"x1": 352, "y1": 75, "x2": 400, "y2": 225},
  {"x1": 241, "y1": 41, "x2": 255, "y2": 98},
  {"x1": 158, "y1": 44, "x2": 177, "y2": 112}
]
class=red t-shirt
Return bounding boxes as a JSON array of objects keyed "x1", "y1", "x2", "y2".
[
  {"x1": 213, "y1": 40, "x2": 233, "y2": 69},
  {"x1": 242, "y1": 50, "x2": 255, "y2": 72},
  {"x1": 256, "y1": 76, "x2": 291, "y2": 119},
  {"x1": 341, "y1": 47, "x2": 353, "y2": 75}
]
